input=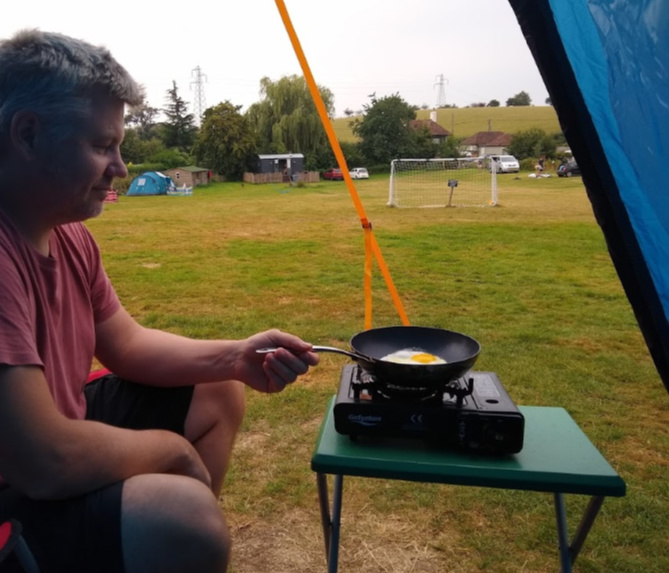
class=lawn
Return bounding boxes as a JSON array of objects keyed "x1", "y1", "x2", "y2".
[{"x1": 87, "y1": 172, "x2": 668, "y2": 573}]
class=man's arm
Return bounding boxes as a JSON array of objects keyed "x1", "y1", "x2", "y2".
[
  {"x1": 94, "y1": 307, "x2": 318, "y2": 393},
  {"x1": 0, "y1": 364, "x2": 210, "y2": 500}
]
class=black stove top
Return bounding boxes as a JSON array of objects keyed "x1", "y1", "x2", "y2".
[{"x1": 334, "y1": 365, "x2": 524, "y2": 454}]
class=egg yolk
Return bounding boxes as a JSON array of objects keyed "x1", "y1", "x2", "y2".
[{"x1": 410, "y1": 352, "x2": 440, "y2": 364}]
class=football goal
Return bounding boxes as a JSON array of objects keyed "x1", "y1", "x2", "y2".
[{"x1": 388, "y1": 158, "x2": 498, "y2": 208}]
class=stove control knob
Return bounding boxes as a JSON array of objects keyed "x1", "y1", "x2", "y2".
[{"x1": 483, "y1": 420, "x2": 509, "y2": 446}]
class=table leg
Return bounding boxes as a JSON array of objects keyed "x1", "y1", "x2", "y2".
[
  {"x1": 568, "y1": 496, "x2": 605, "y2": 565},
  {"x1": 553, "y1": 493, "x2": 572, "y2": 573},
  {"x1": 316, "y1": 473, "x2": 331, "y2": 558},
  {"x1": 316, "y1": 473, "x2": 344, "y2": 573},
  {"x1": 554, "y1": 494, "x2": 607, "y2": 572}
]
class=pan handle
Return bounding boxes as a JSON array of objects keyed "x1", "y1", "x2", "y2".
[{"x1": 256, "y1": 345, "x2": 366, "y2": 360}]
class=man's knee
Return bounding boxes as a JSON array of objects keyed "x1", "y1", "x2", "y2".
[
  {"x1": 122, "y1": 474, "x2": 229, "y2": 573},
  {"x1": 187, "y1": 380, "x2": 246, "y2": 441},
  {"x1": 218, "y1": 380, "x2": 246, "y2": 432}
]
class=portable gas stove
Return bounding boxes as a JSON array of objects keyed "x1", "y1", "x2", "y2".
[{"x1": 333, "y1": 364, "x2": 524, "y2": 454}]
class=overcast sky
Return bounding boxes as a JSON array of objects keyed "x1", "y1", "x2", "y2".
[{"x1": 2, "y1": 0, "x2": 550, "y2": 118}]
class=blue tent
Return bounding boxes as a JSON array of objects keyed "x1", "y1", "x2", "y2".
[
  {"x1": 127, "y1": 171, "x2": 176, "y2": 196},
  {"x1": 508, "y1": 0, "x2": 669, "y2": 393}
]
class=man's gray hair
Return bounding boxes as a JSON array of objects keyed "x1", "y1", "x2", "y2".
[{"x1": 0, "y1": 29, "x2": 144, "y2": 138}]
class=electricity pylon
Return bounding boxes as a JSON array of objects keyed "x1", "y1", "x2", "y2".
[
  {"x1": 190, "y1": 66, "x2": 208, "y2": 125},
  {"x1": 434, "y1": 74, "x2": 448, "y2": 108}
]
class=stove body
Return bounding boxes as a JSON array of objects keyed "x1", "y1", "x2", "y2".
[{"x1": 334, "y1": 365, "x2": 524, "y2": 454}]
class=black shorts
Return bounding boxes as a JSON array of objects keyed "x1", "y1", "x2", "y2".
[{"x1": 0, "y1": 375, "x2": 194, "y2": 573}]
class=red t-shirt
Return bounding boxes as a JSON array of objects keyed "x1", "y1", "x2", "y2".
[{"x1": 0, "y1": 209, "x2": 120, "y2": 419}]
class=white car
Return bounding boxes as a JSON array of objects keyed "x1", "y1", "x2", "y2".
[
  {"x1": 350, "y1": 167, "x2": 370, "y2": 179},
  {"x1": 488, "y1": 155, "x2": 520, "y2": 173}
]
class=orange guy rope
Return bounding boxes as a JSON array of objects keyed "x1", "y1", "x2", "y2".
[{"x1": 274, "y1": 0, "x2": 410, "y2": 327}]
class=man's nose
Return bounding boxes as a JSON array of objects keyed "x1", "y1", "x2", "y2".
[{"x1": 107, "y1": 148, "x2": 128, "y2": 178}]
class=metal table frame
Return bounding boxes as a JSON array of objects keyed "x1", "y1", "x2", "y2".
[{"x1": 311, "y1": 398, "x2": 626, "y2": 573}]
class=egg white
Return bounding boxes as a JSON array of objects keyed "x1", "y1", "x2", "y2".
[{"x1": 381, "y1": 348, "x2": 447, "y2": 365}]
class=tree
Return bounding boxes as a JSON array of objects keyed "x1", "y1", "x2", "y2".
[
  {"x1": 125, "y1": 102, "x2": 160, "y2": 140},
  {"x1": 545, "y1": 97, "x2": 552, "y2": 105},
  {"x1": 351, "y1": 93, "x2": 426, "y2": 165},
  {"x1": 120, "y1": 128, "x2": 168, "y2": 165},
  {"x1": 192, "y1": 101, "x2": 258, "y2": 180},
  {"x1": 245, "y1": 75, "x2": 333, "y2": 169},
  {"x1": 506, "y1": 91, "x2": 532, "y2": 106},
  {"x1": 437, "y1": 135, "x2": 463, "y2": 159},
  {"x1": 507, "y1": 128, "x2": 555, "y2": 160},
  {"x1": 162, "y1": 81, "x2": 197, "y2": 151},
  {"x1": 487, "y1": 99, "x2": 501, "y2": 107}
]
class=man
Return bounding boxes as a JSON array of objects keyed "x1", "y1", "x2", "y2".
[{"x1": 0, "y1": 30, "x2": 319, "y2": 572}]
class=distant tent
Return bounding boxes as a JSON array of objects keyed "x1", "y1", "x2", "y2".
[
  {"x1": 508, "y1": 0, "x2": 669, "y2": 394},
  {"x1": 127, "y1": 172, "x2": 176, "y2": 196}
]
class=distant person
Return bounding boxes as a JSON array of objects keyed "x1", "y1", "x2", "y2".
[
  {"x1": 0, "y1": 29, "x2": 318, "y2": 572},
  {"x1": 535, "y1": 155, "x2": 545, "y2": 176}
]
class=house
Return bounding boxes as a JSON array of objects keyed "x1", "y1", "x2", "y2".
[
  {"x1": 460, "y1": 131, "x2": 513, "y2": 157},
  {"x1": 409, "y1": 119, "x2": 452, "y2": 144},
  {"x1": 164, "y1": 166, "x2": 211, "y2": 188},
  {"x1": 256, "y1": 153, "x2": 305, "y2": 177},
  {"x1": 244, "y1": 153, "x2": 319, "y2": 184}
]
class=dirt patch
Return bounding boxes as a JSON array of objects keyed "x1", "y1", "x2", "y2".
[{"x1": 228, "y1": 508, "x2": 463, "y2": 573}]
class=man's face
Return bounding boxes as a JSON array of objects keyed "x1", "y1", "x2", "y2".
[{"x1": 37, "y1": 94, "x2": 127, "y2": 225}]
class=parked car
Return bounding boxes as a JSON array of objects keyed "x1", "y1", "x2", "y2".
[
  {"x1": 488, "y1": 155, "x2": 520, "y2": 173},
  {"x1": 557, "y1": 160, "x2": 581, "y2": 177},
  {"x1": 350, "y1": 167, "x2": 370, "y2": 180},
  {"x1": 323, "y1": 168, "x2": 344, "y2": 181}
]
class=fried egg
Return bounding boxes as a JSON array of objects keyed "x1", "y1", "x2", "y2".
[{"x1": 381, "y1": 348, "x2": 447, "y2": 365}]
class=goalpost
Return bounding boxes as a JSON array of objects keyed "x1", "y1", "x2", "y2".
[{"x1": 388, "y1": 158, "x2": 498, "y2": 208}]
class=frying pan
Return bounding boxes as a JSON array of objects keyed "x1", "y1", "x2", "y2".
[
  {"x1": 259, "y1": 326, "x2": 480, "y2": 390},
  {"x1": 347, "y1": 326, "x2": 480, "y2": 388}
]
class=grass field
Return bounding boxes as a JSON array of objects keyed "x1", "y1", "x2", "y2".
[
  {"x1": 87, "y1": 171, "x2": 668, "y2": 573},
  {"x1": 332, "y1": 105, "x2": 562, "y2": 143}
]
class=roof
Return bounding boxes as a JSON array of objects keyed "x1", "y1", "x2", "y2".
[
  {"x1": 461, "y1": 131, "x2": 513, "y2": 147},
  {"x1": 409, "y1": 119, "x2": 451, "y2": 137},
  {"x1": 258, "y1": 153, "x2": 305, "y2": 160}
]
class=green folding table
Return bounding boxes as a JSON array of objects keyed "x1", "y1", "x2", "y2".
[{"x1": 311, "y1": 396, "x2": 626, "y2": 573}]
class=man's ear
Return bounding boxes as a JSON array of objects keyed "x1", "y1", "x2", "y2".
[{"x1": 9, "y1": 111, "x2": 42, "y2": 160}]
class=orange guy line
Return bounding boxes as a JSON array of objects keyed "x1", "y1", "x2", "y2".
[{"x1": 274, "y1": 0, "x2": 410, "y2": 327}]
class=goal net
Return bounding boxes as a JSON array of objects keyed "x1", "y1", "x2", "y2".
[{"x1": 388, "y1": 158, "x2": 498, "y2": 208}]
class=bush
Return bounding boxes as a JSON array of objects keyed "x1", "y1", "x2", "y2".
[
  {"x1": 113, "y1": 173, "x2": 134, "y2": 194},
  {"x1": 520, "y1": 158, "x2": 537, "y2": 171},
  {"x1": 367, "y1": 163, "x2": 391, "y2": 175},
  {"x1": 127, "y1": 163, "x2": 163, "y2": 175}
]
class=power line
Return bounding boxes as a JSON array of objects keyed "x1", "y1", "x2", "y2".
[{"x1": 190, "y1": 66, "x2": 208, "y2": 125}]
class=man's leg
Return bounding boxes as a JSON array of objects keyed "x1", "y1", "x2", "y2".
[
  {"x1": 121, "y1": 474, "x2": 230, "y2": 573},
  {"x1": 184, "y1": 381, "x2": 246, "y2": 494},
  {"x1": 88, "y1": 377, "x2": 246, "y2": 572}
]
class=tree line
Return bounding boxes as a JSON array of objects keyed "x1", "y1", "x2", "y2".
[{"x1": 121, "y1": 78, "x2": 562, "y2": 182}]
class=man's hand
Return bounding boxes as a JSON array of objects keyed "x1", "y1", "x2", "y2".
[{"x1": 233, "y1": 329, "x2": 319, "y2": 393}]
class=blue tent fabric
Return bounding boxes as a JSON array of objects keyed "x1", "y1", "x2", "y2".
[
  {"x1": 508, "y1": 0, "x2": 669, "y2": 392},
  {"x1": 127, "y1": 172, "x2": 176, "y2": 196}
]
